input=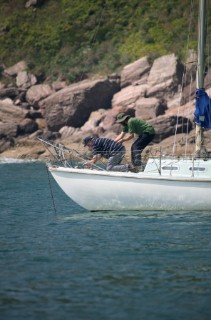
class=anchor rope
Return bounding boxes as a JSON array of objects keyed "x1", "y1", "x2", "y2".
[{"x1": 45, "y1": 164, "x2": 57, "y2": 215}]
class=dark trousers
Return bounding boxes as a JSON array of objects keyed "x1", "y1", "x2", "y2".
[{"x1": 131, "y1": 133, "x2": 155, "y2": 166}]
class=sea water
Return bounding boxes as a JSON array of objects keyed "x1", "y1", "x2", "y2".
[{"x1": 0, "y1": 161, "x2": 211, "y2": 320}]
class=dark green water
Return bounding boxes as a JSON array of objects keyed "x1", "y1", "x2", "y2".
[{"x1": 0, "y1": 162, "x2": 211, "y2": 320}]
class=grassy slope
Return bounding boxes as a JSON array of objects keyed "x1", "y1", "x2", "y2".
[{"x1": 0, "y1": 0, "x2": 209, "y2": 83}]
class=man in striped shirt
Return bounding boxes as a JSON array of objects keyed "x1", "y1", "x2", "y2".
[{"x1": 83, "y1": 136, "x2": 130, "y2": 172}]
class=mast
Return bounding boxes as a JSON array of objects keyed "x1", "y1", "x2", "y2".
[{"x1": 195, "y1": 0, "x2": 207, "y2": 156}]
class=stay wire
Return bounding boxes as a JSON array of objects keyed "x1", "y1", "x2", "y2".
[
  {"x1": 206, "y1": 0, "x2": 211, "y2": 93},
  {"x1": 45, "y1": 164, "x2": 57, "y2": 215},
  {"x1": 172, "y1": 0, "x2": 195, "y2": 156}
]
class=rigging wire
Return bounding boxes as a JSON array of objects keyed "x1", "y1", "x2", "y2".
[
  {"x1": 205, "y1": 0, "x2": 211, "y2": 151},
  {"x1": 184, "y1": 73, "x2": 194, "y2": 156},
  {"x1": 45, "y1": 164, "x2": 57, "y2": 215},
  {"x1": 206, "y1": 0, "x2": 211, "y2": 94},
  {"x1": 172, "y1": 0, "x2": 195, "y2": 156}
]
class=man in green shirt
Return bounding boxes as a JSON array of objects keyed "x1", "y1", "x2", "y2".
[{"x1": 115, "y1": 112, "x2": 155, "y2": 167}]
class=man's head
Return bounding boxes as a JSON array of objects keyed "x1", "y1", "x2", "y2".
[
  {"x1": 83, "y1": 136, "x2": 94, "y2": 149},
  {"x1": 116, "y1": 112, "x2": 130, "y2": 124}
]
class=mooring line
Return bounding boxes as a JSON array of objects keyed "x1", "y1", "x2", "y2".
[{"x1": 45, "y1": 164, "x2": 57, "y2": 215}]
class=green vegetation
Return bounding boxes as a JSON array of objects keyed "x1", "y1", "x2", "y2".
[{"x1": 0, "y1": 0, "x2": 210, "y2": 83}]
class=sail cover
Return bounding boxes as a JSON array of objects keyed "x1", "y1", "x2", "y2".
[{"x1": 194, "y1": 88, "x2": 211, "y2": 128}]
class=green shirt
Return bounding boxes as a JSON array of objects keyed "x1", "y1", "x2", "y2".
[{"x1": 122, "y1": 118, "x2": 155, "y2": 135}]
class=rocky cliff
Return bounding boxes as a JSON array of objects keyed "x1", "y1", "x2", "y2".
[{"x1": 0, "y1": 53, "x2": 211, "y2": 160}]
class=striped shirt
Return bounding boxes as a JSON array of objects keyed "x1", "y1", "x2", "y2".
[{"x1": 92, "y1": 138, "x2": 125, "y2": 159}]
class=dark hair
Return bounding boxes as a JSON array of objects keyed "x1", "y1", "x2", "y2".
[{"x1": 83, "y1": 136, "x2": 93, "y2": 146}]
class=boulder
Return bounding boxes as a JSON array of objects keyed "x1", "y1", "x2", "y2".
[
  {"x1": 0, "y1": 99, "x2": 27, "y2": 122},
  {"x1": 39, "y1": 78, "x2": 120, "y2": 131},
  {"x1": 59, "y1": 126, "x2": 83, "y2": 144},
  {"x1": 184, "y1": 49, "x2": 197, "y2": 84},
  {"x1": 51, "y1": 81, "x2": 67, "y2": 91},
  {"x1": 18, "y1": 118, "x2": 38, "y2": 134},
  {"x1": 112, "y1": 84, "x2": 148, "y2": 108},
  {"x1": 16, "y1": 71, "x2": 37, "y2": 89},
  {"x1": 81, "y1": 109, "x2": 107, "y2": 132},
  {"x1": 0, "y1": 122, "x2": 18, "y2": 138},
  {"x1": 99, "y1": 105, "x2": 127, "y2": 131},
  {"x1": 59, "y1": 126, "x2": 78, "y2": 139},
  {"x1": 0, "y1": 137, "x2": 15, "y2": 153},
  {"x1": 120, "y1": 56, "x2": 151, "y2": 88},
  {"x1": 99, "y1": 106, "x2": 135, "y2": 134},
  {"x1": 181, "y1": 83, "x2": 196, "y2": 106},
  {"x1": 135, "y1": 97, "x2": 167, "y2": 120},
  {"x1": 149, "y1": 114, "x2": 193, "y2": 142},
  {"x1": 25, "y1": 0, "x2": 45, "y2": 8},
  {"x1": 26, "y1": 84, "x2": 54, "y2": 105},
  {"x1": 166, "y1": 91, "x2": 181, "y2": 109},
  {"x1": 165, "y1": 100, "x2": 195, "y2": 121},
  {"x1": 147, "y1": 54, "x2": 184, "y2": 98},
  {"x1": 3, "y1": 61, "x2": 27, "y2": 77}
]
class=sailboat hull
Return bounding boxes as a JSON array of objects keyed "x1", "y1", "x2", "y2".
[{"x1": 49, "y1": 166, "x2": 211, "y2": 211}]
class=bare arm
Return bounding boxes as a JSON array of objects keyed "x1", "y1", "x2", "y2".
[
  {"x1": 90, "y1": 154, "x2": 101, "y2": 164},
  {"x1": 116, "y1": 132, "x2": 134, "y2": 143},
  {"x1": 121, "y1": 133, "x2": 134, "y2": 143},
  {"x1": 115, "y1": 132, "x2": 126, "y2": 142},
  {"x1": 83, "y1": 154, "x2": 101, "y2": 168}
]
